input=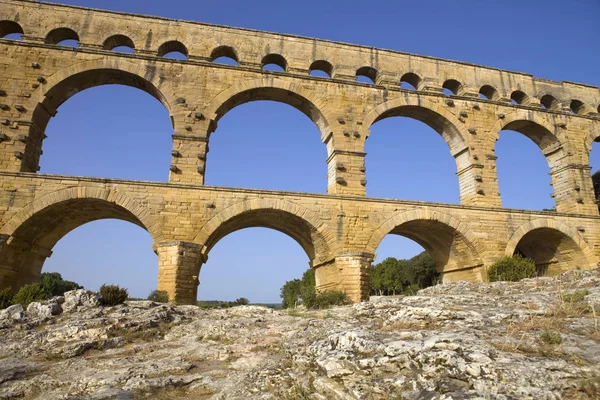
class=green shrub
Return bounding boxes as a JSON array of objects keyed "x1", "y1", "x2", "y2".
[
  {"x1": 99, "y1": 284, "x2": 128, "y2": 306},
  {"x1": 559, "y1": 290, "x2": 590, "y2": 303},
  {"x1": 304, "y1": 290, "x2": 351, "y2": 309},
  {"x1": 0, "y1": 287, "x2": 14, "y2": 309},
  {"x1": 487, "y1": 255, "x2": 537, "y2": 282},
  {"x1": 234, "y1": 297, "x2": 249, "y2": 306},
  {"x1": 147, "y1": 290, "x2": 169, "y2": 303},
  {"x1": 540, "y1": 330, "x2": 562, "y2": 345},
  {"x1": 40, "y1": 272, "x2": 82, "y2": 296},
  {"x1": 12, "y1": 283, "x2": 48, "y2": 306}
]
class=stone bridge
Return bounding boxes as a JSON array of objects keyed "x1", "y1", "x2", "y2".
[{"x1": 0, "y1": 0, "x2": 599, "y2": 303}]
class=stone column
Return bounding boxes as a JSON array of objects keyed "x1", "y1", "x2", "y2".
[
  {"x1": 156, "y1": 241, "x2": 205, "y2": 304},
  {"x1": 551, "y1": 163, "x2": 597, "y2": 214},
  {"x1": 0, "y1": 235, "x2": 52, "y2": 291},
  {"x1": 326, "y1": 150, "x2": 366, "y2": 196},
  {"x1": 335, "y1": 251, "x2": 373, "y2": 302},
  {"x1": 169, "y1": 134, "x2": 208, "y2": 185}
]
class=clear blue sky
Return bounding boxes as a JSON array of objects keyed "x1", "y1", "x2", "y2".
[{"x1": 24, "y1": 0, "x2": 600, "y2": 302}]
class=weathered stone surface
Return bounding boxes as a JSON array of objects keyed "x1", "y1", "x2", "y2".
[
  {"x1": 26, "y1": 298, "x2": 61, "y2": 319},
  {"x1": 0, "y1": 270, "x2": 599, "y2": 399},
  {"x1": 62, "y1": 289, "x2": 102, "y2": 312}
]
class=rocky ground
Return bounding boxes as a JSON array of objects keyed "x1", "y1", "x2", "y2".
[{"x1": 1, "y1": 270, "x2": 600, "y2": 400}]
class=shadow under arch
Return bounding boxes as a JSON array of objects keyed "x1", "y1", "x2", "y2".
[
  {"x1": 366, "y1": 209, "x2": 484, "y2": 282},
  {"x1": 194, "y1": 198, "x2": 334, "y2": 267},
  {"x1": 206, "y1": 77, "x2": 333, "y2": 145},
  {"x1": 22, "y1": 59, "x2": 178, "y2": 173},
  {"x1": 0, "y1": 186, "x2": 160, "y2": 290},
  {"x1": 505, "y1": 219, "x2": 596, "y2": 275}
]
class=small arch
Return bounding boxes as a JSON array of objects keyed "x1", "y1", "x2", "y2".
[
  {"x1": 400, "y1": 72, "x2": 420, "y2": 90},
  {"x1": 442, "y1": 79, "x2": 462, "y2": 96},
  {"x1": 261, "y1": 53, "x2": 287, "y2": 72},
  {"x1": 157, "y1": 40, "x2": 188, "y2": 60},
  {"x1": 309, "y1": 60, "x2": 333, "y2": 78},
  {"x1": 356, "y1": 66, "x2": 377, "y2": 84},
  {"x1": 540, "y1": 94, "x2": 560, "y2": 110},
  {"x1": 505, "y1": 220, "x2": 596, "y2": 275},
  {"x1": 210, "y1": 45, "x2": 239, "y2": 65},
  {"x1": 102, "y1": 34, "x2": 135, "y2": 53},
  {"x1": 570, "y1": 99, "x2": 586, "y2": 115},
  {"x1": 510, "y1": 90, "x2": 529, "y2": 105},
  {"x1": 45, "y1": 27, "x2": 79, "y2": 46},
  {"x1": 479, "y1": 85, "x2": 499, "y2": 101},
  {"x1": 0, "y1": 20, "x2": 24, "y2": 39}
]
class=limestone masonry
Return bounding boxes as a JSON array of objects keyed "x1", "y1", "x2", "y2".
[{"x1": 0, "y1": 0, "x2": 599, "y2": 303}]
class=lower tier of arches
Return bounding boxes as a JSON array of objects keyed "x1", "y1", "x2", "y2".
[{"x1": 0, "y1": 174, "x2": 598, "y2": 304}]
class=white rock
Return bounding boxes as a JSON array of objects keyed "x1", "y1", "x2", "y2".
[
  {"x1": 62, "y1": 289, "x2": 101, "y2": 311},
  {"x1": 26, "y1": 298, "x2": 61, "y2": 318},
  {"x1": 0, "y1": 303, "x2": 24, "y2": 322}
]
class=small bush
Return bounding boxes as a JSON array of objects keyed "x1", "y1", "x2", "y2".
[
  {"x1": 559, "y1": 290, "x2": 590, "y2": 303},
  {"x1": 487, "y1": 255, "x2": 537, "y2": 282},
  {"x1": 99, "y1": 284, "x2": 128, "y2": 306},
  {"x1": 234, "y1": 297, "x2": 249, "y2": 306},
  {"x1": 540, "y1": 330, "x2": 562, "y2": 345},
  {"x1": 40, "y1": 272, "x2": 82, "y2": 296},
  {"x1": 12, "y1": 283, "x2": 48, "y2": 306},
  {"x1": 0, "y1": 287, "x2": 14, "y2": 309},
  {"x1": 304, "y1": 290, "x2": 351, "y2": 309},
  {"x1": 147, "y1": 290, "x2": 169, "y2": 303}
]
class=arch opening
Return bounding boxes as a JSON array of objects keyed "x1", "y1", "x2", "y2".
[
  {"x1": 540, "y1": 94, "x2": 560, "y2": 110},
  {"x1": 442, "y1": 79, "x2": 462, "y2": 96},
  {"x1": 3, "y1": 197, "x2": 156, "y2": 294},
  {"x1": 309, "y1": 60, "x2": 333, "y2": 78},
  {"x1": 45, "y1": 27, "x2": 79, "y2": 47},
  {"x1": 158, "y1": 40, "x2": 188, "y2": 60},
  {"x1": 210, "y1": 45, "x2": 238, "y2": 65},
  {"x1": 510, "y1": 90, "x2": 529, "y2": 105},
  {"x1": 356, "y1": 66, "x2": 377, "y2": 84},
  {"x1": 261, "y1": 53, "x2": 287, "y2": 72},
  {"x1": 589, "y1": 141, "x2": 600, "y2": 213},
  {"x1": 103, "y1": 34, "x2": 135, "y2": 53},
  {"x1": 207, "y1": 98, "x2": 327, "y2": 193},
  {"x1": 400, "y1": 72, "x2": 420, "y2": 90},
  {"x1": 479, "y1": 85, "x2": 499, "y2": 101},
  {"x1": 511, "y1": 227, "x2": 590, "y2": 276},
  {"x1": 570, "y1": 99, "x2": 585, "y2": 115},
  {"x1": 31, "y1": 69, "x2": 172, "y2": 180},
  {"x1": 366, "y1": 114, "x2": 460, "y2": 202},
  {"x1": 495, "y1": 120, "x2": 559, "y2": 210},
  {"x1": 369, "y1": 216, "x2": 483, "y2": 284},
  {"x1": 0, "y1": 20, "x2": 24, "y2": 39}
]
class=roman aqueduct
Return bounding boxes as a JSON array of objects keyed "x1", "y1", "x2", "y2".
[{"x1": 1, "y1": 0, "x2": 599, "y2": 303}]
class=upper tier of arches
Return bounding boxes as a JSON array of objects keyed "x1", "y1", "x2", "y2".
[{"x1": 0, "y1": 10, "x2": 598, "y2": 117}]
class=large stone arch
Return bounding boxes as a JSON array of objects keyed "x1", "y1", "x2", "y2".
[
  {"x1": 360, "y1": 96, "x2": 481, "y2": 205},
  {"x1": 194, "y1": 197, "x2": 334, "y2": 267},
  {"x1": 205, "y1": 77, "x2": 334, "y2": 146},
  {"x1": 21, "y1": 58, "x2": 179, "y2": 173},
  {"x1": 0, "y1": 186, "x2": 161, "y2": 290},
  {"x1": 505, "y1": 218, "x2": 596, "y2": 275},
  {"x1": 366, "y1": 209, "x2": 484, "y2": 282}
]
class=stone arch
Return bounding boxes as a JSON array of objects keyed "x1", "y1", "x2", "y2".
[
  {"x1": 45, "y1": 27, "x2": 79, "y2": 45},
  {"x1": 205, "y1": 77, "x2": 334, "y2": 145},
  {"x1": 505, "y1": 219, "x2": 596, "y2": 274},
  {"x1": 0, "y1": 20, "x2": 24, "y2": 38},
  {"x1": 361, "y1": 96, "x2": 476, "y2": 203},
  {"x1": 366, "y1": 209, "x2": 484, "y2": 281},
  {"x1": 194, "y1": 198, "x2": 334, "y2": 267},
  {"x1": 102, "y1": 34, "x2": 135, "y2": 51},
  {"x1": 584, "y1": 126, "x2": 600, "y2": 153},
  {"x1": 0, "y1": 186, "x2": 161, "y2": 290},
  {"x1": 21, "y1": 58, "x2": 178, "y2": 173}
]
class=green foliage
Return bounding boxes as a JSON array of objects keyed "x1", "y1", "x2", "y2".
[
  {"x1": 0, "y1": 287, "x2": 14, "y2": 309},
  {"x1": 147, "y1": 290, "x2": 169, "y2": 303},
  {"x1": 559, "y1": 290, "x2": 590, "y2": 304},
  {"x1": 487, "y1": 255, "x2": 537, "y2": 282},
  {"x1": 234, "y1": 297, "x2": 249, "y2": 305},
  {"x1": 12, "y1": 283, "x2": 48, "y2": 306},
  {"x1": 540, "y1": 330, "x2": 562, "y2": 345},
  {"x1": 303, "y1": 290, "x2": 351, "y2": 309},
  {"x1": 39, "y1": 272, "x2": 82, "y2": 297},
  {"x1": 99, "y1": 284, "x2": 128, "y2": 306},
  {"x1": 370, "y1": 252, "x2": 440, "y2": 296},
  {"x1": 280, "y1": 268, "x2": 318, "y2": 309}
]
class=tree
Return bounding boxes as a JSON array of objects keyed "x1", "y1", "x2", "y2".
[
  {"x1": 234, "y1": 297, "x2": 249, "y2": 305},
  {"x1": 280, "y1": 278, "x2": 303, "y2": 308},
  {"x1": 40, "y1": 272, "x2": 82, "y2": 296}
]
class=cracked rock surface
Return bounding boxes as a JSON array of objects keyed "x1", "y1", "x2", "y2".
[{"x1": 1, "y1": 270, "x2": 599, "y2": 399}]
